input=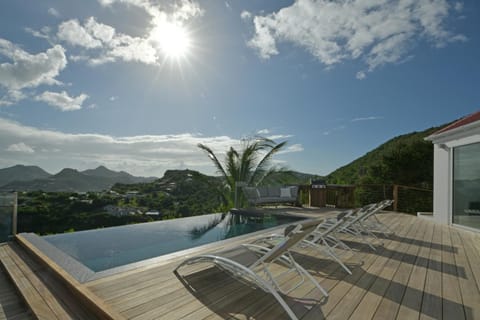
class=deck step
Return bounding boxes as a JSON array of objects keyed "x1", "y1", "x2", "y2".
[{"x1": 0, "y1": 243, "x2": 73, "y2": 320}]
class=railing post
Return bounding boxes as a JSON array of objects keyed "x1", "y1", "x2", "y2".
[
  {"x1": 393, "y1": 185, "x2": 398, "y2": 211},
  {"x1": 12, "y1": 192, "x2": 18, "y2": 235}
]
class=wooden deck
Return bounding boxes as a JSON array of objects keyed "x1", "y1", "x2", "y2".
[
  {"x1": 0, "y1": 254, "x2": 34, "y2": 320},
  {"x1": 2, "y1": 211, "x2": 480, "y2": 319}
]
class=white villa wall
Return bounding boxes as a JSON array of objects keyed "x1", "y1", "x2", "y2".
[
  {"x1": 429, "y1": 123, "x2": 480, "y2": 226},
  {"x1": 432, "y1": 144, "x2": 450, "y2": 224}
]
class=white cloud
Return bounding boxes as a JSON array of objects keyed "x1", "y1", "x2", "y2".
[
  {"x1": 0, "y1": 39, "x2": 67, "y2": 90},
  {"x1": 98, "y1": 0, "x2": 204, "y2": 21},
  {"x1": 172, "y1": 0, "x2": 204, "y2": 21},
  {"x1": 0, "y1": 90, "x2": 27, "y2": 106},
  {"x1": 57, "y1": 19, "x2": 102, "y2": 48},
  {"x1": 266, "y1": 134, "x2": 293, "y2": 140},
  {"x1": 35, "y1": 91, "x2": 89, "y2": 111},
  {"x1": 257, "y1": 129, "x2": 270, "y2": 135},
  {"x1": 351, "y1": 116, "x2": 384, "y2": 122},
  {"x1": 454, "y1": 2, "x2": 464, "y2": 12},
  {"x1": 241, "y1": 11, "x2": 252, "y2": 20},
  {"x1": 84, "y1": 17, "x2": 115, "y2": 43},
  {"x1": 24, "y1": 26, "x2": 52, "y2": 41},
  {"x1": 247, "y1": 0, "x2": 466, "y2": 77},
  {"x1": 56, "y1": 18, "x2": 158, "y2": 65},
  {"x1": 6, "y1": 142, "x2": 34, "y2": 153},
  {"x1": 356, "y1": 71, "x2": 366, "y2": 80},
  {"x1": 109, "y1": 96, "x2": 118, "y2": 101},
  {"x1": 107, "y1": 33, "x2": 158, "y2": 64},
  {"x1": 55, "y1": 0, "x2": 203, "y2": 66},
  {"x1": 0, "y1": 118, "x2": 300, "y2": 177},
  {"x1": 69, "y1": 55, "x2": 89, "y2": 62},
  {"x1": 48, "y1": 7, "x2": 60, "y2": 17},
  {"x1": 279, "y1": 143, "x2": 304, "y2": 154}
]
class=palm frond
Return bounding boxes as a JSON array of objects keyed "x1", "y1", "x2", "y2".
[
  {"x1": 250, "y1": 140, "x2": 288, "y2": 185},
  {"x1": 198, "y1": 143, "x2": 229, "y2": 182}
]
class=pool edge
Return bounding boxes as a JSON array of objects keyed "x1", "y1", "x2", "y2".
[{"x1": 14, "y1": 233, "x2": 126, "y2": 320}]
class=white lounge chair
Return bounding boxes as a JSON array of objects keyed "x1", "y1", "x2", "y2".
[
  {"x1": 256, "y1": 209, "x2": 357, "y2": 275},
  {"x1": 359, "y1": 200, "x2": 395, "y2": 236},
  {"x1": 324, "y1": 200, "x2": 394, "y2": 251},
  {"x1": 316, "y1": 203, "x2": 382, "y2": 251},
  {"x1": 174, "y1": 219, "x2": 328, "y2": 320}
]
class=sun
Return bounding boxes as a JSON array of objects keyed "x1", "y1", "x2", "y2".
[{"x1": 151, "y1": 22, "x2": 191, "y2": 59}]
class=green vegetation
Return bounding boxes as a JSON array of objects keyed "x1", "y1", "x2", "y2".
[
  {"x1": 327, "y1": 126, "x2": 443, "y2": 188},
  {"x1": 198, "y1": 136, "x2": 289, "y2": 207},
  {"x1": 326, "y1": 124, "x2": 448, "y2": 213},
  {"x1": 112, "y1": 169, "x2": 227, "y2": 216},
  {"x1": 17, "y1": 191, "x2": 152, "y2": 235},
  {"x1": 17, "y1": 170, "x2": 227, "y2": 235}
]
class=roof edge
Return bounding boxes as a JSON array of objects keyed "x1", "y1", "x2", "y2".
[{"x1": 425, "y1": 119, "x2": 480, "y2": 143}]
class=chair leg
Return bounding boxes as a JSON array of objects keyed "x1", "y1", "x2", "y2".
[
  {"x1": 293, "y1": 261, "x2": 328, "y2": 297},
  {"x1": 268, "y1": 286, "x2": 300, "y2": 320},
  {"x1": 323, "y1": 246, "x2": 352, "y2": 275}
]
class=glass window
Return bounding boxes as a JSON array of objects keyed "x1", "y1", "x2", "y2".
[{"x1": 453, "y1": 142, "x2": 480, "y2": 229}]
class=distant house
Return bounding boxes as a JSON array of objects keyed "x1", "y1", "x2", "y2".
[
  {"x1": 125, "y1": 191, "x2": 139, "y2": 199},
  {"x1": 145, "y1": 211, "x2": 160, "y2": 216},
  {"x1": 103, "y1": 205, "x2": 142, "y2": 216},
  {"x1": 425, "y1": 110, "x2": 480, "y2": 231}
]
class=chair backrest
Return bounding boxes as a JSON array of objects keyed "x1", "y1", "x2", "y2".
[
  {"x1": 342, "y1": 203, "x2": 377, "y2": 227},
  {"x1": 319, "y1": 209, "x2": 357, "y2": 238},
  {"x1": 259, "y1": 219, "x2": 322, "y2": 264},
  {"x1": 358, "y1": 200, "x2": 392, "y2": 222}
]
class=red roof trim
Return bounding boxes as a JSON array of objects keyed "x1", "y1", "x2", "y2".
[{"x1": 433, "y1": 110, "x2": 480, "y2": 135}]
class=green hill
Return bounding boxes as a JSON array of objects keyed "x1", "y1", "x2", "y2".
[
  {"x1": 327, "y1": 124, "x2": 448, "y2": 188},
  {"x1": 111, "y1": 169, "x2": 227, "y2": 217},
  {"x1": 0, "y1": 165, "x2": 51, "y2": 186}
]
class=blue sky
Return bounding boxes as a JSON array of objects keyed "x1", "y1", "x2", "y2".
[{"x1": 0, "y1": 0, "x2": 479, "y2": 177}]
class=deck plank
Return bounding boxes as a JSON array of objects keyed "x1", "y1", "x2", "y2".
[
  {"x1": 452, "y1": 229, "x2": 480, "y2": 320},
  {"x1": 299, "y1": 214, "x2": 406, "y2": 320},
  {"x1": 351, "y1": 215, "x2": 424, "y2": 319},
  {"x1": 419, "y1": 222, "x2": 444, "y2": 320},
  {"x1": 370, "y1": 219, "x2": 426, "y2": 320},
  {"x1": 349, "y1": 217, "x2": 425, "y2": 319},
  {"x1": 0, "y1": 244, "x2": 64, "y2": 320},
  {"x1": 324, "y1": 214, "x2": 418, "y2": 320},
  {"x1": 441, "y1": 226, "x2": 466, "y2": 320},
  {"x1": 457, "y1": 228, "x2": 480, "y2": 293},
  {"x1": 396, "y1": 217, "x2": 435, "y2": 320},
  {"x1": 0, "y1": 261, "x2": 34, "y2": 320}
]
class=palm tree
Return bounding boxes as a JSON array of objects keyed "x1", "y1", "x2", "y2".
[{"x1": 198, "y1": 136, "x2": 288, "y2": 207}]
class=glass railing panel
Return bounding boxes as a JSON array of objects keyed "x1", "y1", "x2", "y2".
[{"x1": 0, "y1": 193, "x2": 17, "y2": 243}]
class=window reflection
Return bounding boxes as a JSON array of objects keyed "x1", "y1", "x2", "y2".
[{"x1": 453, "y1": 142, "x2": 480, "y2": 229}]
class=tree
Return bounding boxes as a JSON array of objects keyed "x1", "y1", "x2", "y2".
[
  {"x1": 381, "y1": 141, "x2": 433, "y2": 187},
  {"x1": 198, "y1": 136, "x2": 288, "y2": 207}
]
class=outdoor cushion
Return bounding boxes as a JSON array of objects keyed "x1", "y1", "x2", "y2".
[{"x1": 280, "y1": 188, "x2": 291, "y2": 198}]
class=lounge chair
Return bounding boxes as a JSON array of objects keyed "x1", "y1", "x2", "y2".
[
  {"x1": 316, "y1": 203, "x2": 383, "y2": 251},
  {"x1": 323, "y1": 200, "x2": 394, "y2": 251},
  {"x1": 256, "y1": 209, "x2": 357, "y2": 275},
  {"x1": 359, "y1": 200, "x2": 395, "y2": 236},
  {"x1": 301, "y1": 209, "x2": 357, "y2": 274},
  {"x1": 174, "y1": 219, "x2": 328, "y2": 320}
]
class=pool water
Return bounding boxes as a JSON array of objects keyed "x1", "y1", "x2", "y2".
[{"x1": 42, "y1": 211, "x2": 304, "y2": 272}]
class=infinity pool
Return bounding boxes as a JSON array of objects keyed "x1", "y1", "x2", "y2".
[{"x1": 41, "y1": 211, "x2": 304, "y2": 273}]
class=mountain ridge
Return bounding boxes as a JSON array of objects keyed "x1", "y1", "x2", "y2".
[{"x1": 0, "y1": 165, "x2": 157, "y2": 192}]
